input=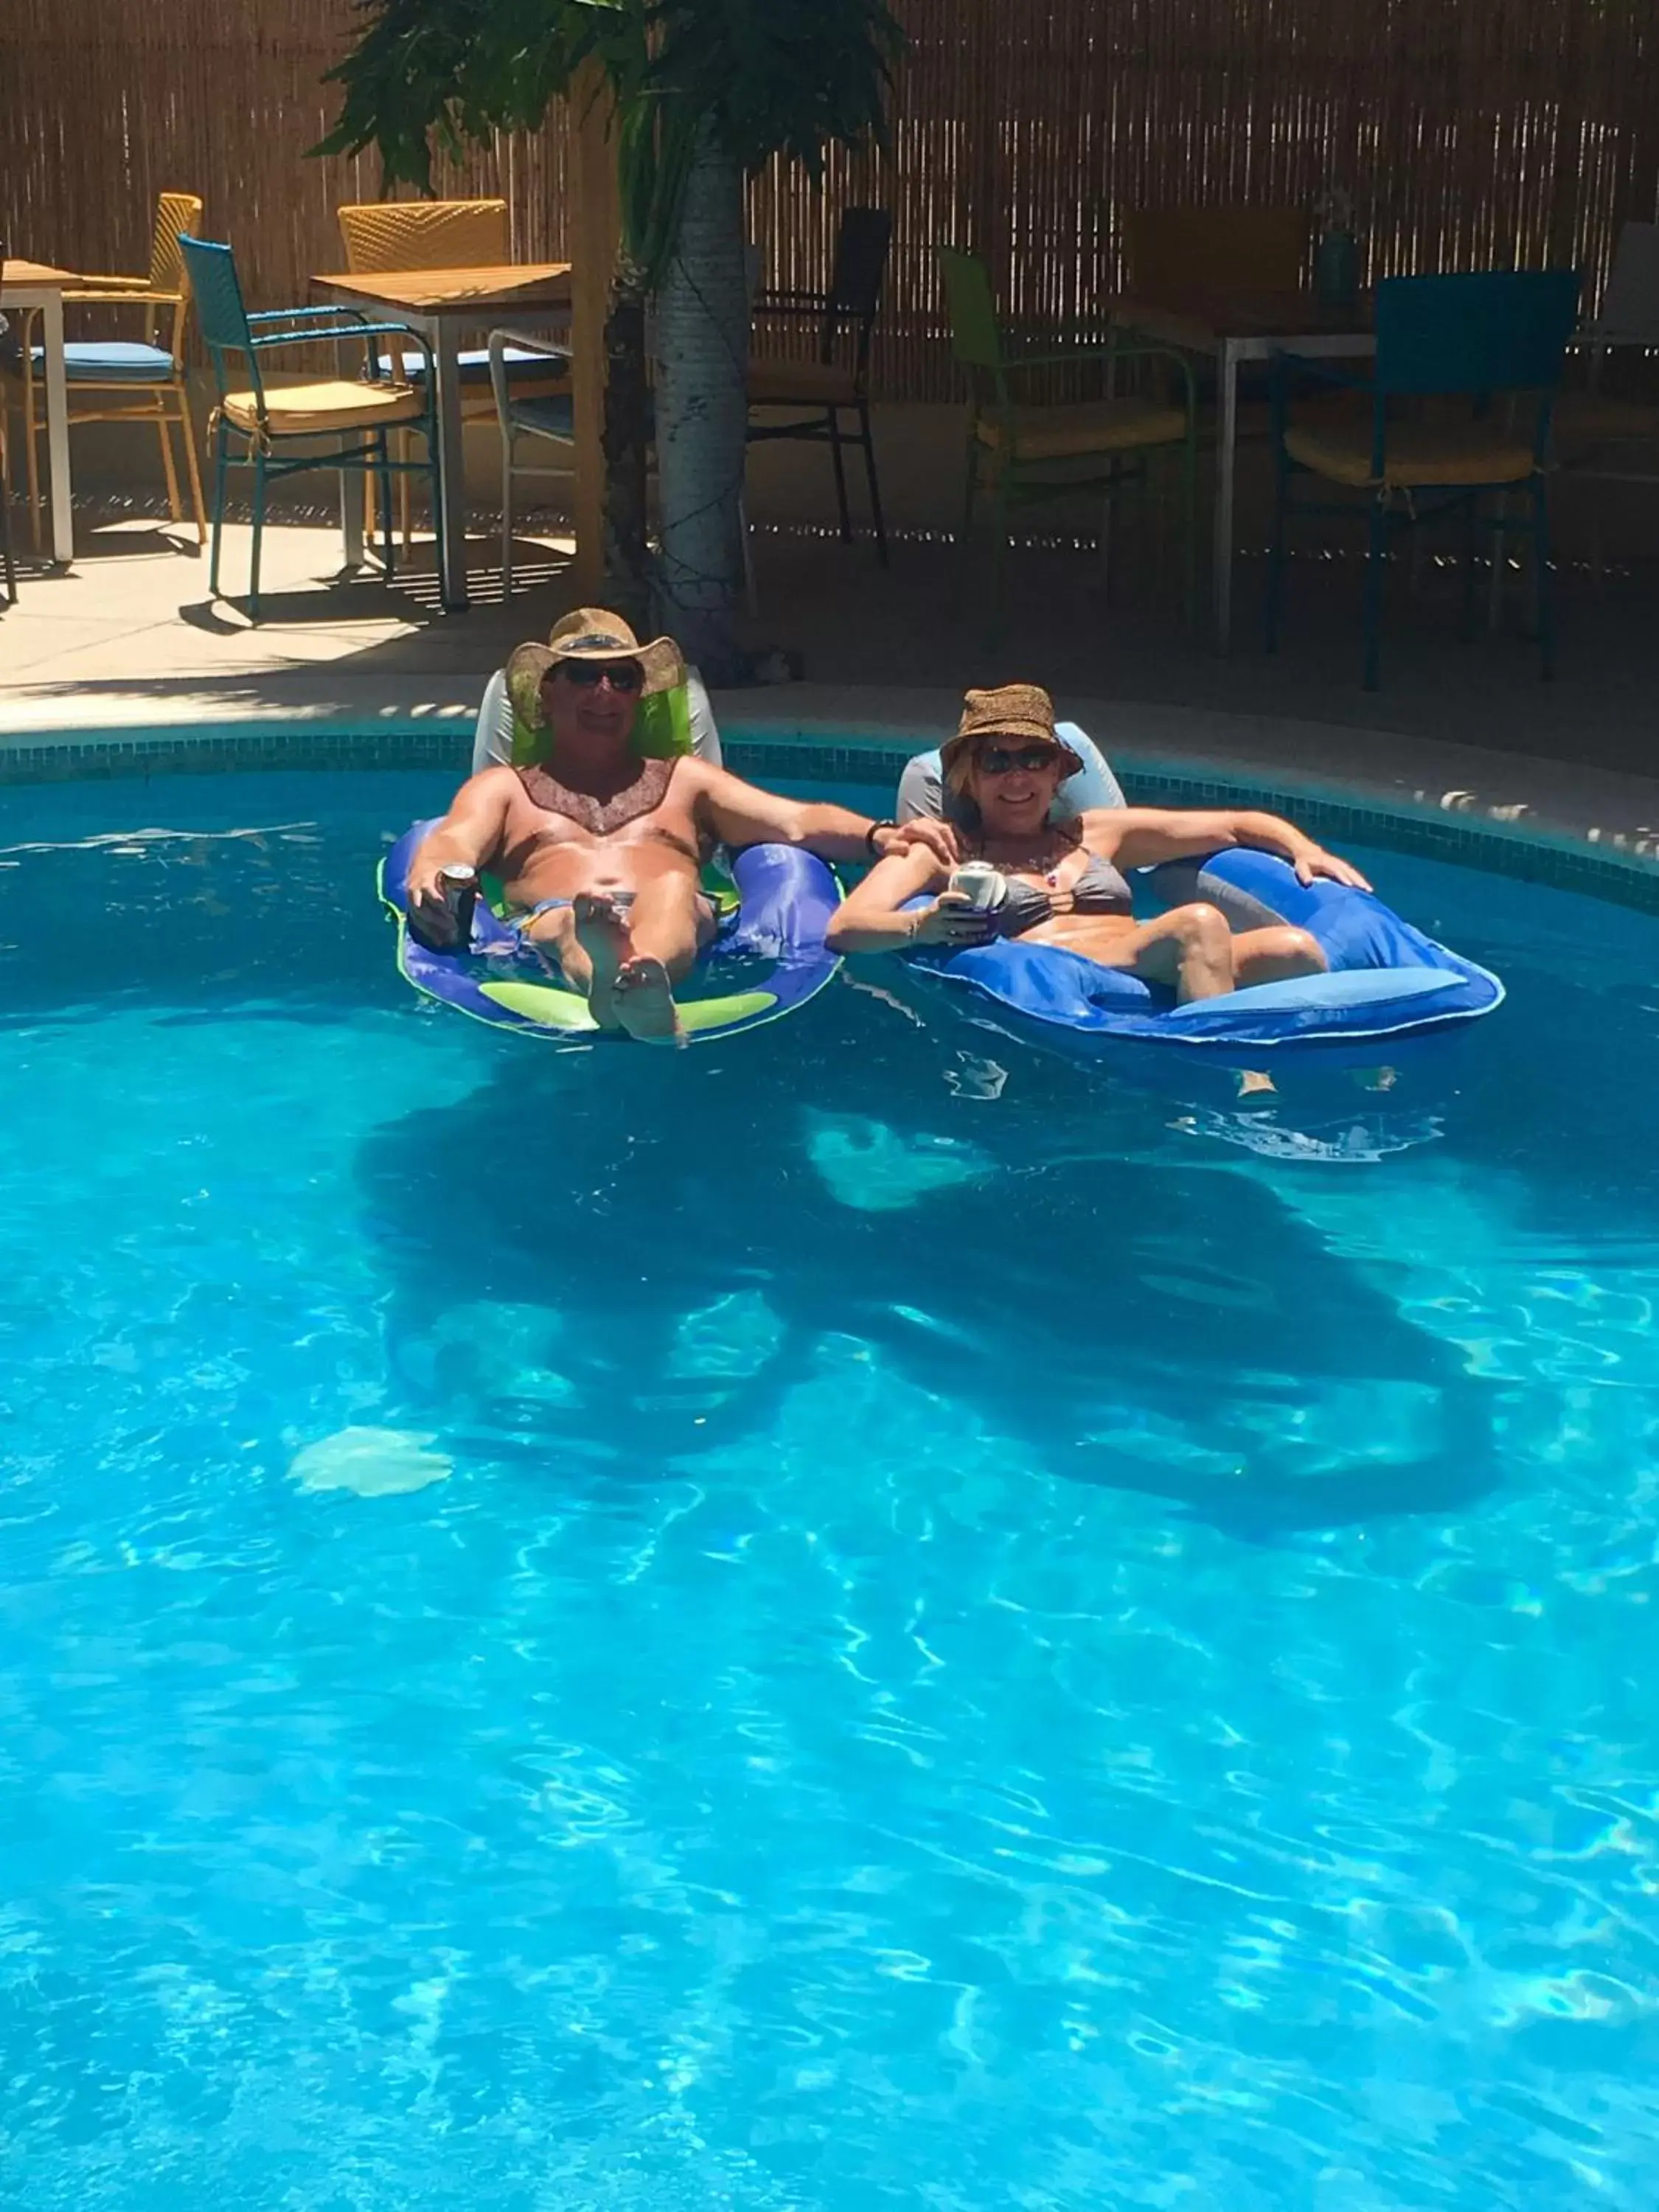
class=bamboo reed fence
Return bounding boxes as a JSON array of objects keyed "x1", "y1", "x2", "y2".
[{"x1": 5, "y1": 0, "x2": 1658, "y2": 403}]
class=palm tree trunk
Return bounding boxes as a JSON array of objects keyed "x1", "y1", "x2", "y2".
[
  {"x1": 600, "y1": 254, "x2": 653, "y2": 632},
  {"x1": 651, "y1": 122, "x2": 749, "y2": 681}
]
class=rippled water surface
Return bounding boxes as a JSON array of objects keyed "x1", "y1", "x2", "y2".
[{"x1": 3, "y1": 767, "x2": 1659, "y2": 2211}]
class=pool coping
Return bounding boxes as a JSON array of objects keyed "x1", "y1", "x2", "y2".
[{"x1": 4, "y1": 676, "x2": 1659, "y2": 910}]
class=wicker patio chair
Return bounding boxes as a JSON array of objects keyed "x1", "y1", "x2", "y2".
[
  {"x1": 7, "y1": 191, "x2": 207, "y2": 549},
  {"x1": 337, "y1": 198, "x2": 568, "y2": 552}
]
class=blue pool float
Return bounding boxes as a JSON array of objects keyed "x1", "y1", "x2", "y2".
[
  {"x1": 380, "y1": 823, "x2": 841, "y2": 1044},
  {"x1": 896, "y1": 728, "x2": 1503, "y2": 1067}
]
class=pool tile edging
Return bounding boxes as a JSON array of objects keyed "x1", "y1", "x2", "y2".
[{"x1": 1, "y1": 717, "x2": 1657, "y2": 914}]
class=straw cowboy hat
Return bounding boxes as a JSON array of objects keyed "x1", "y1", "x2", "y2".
[
  {"x1": 506, "y1": 608, "x2": 685, "y2": 730},
  {"x1": 939, "y1": 684, "x2": 1085, "y2": 784}
]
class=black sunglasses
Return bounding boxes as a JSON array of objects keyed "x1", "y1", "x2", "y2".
[
  {"x1": 979, "y1": 742, "x2": 1060, "y2": 775},
  {"x1": 557, "y1": 659, "x2": 644, "y2": 694}
]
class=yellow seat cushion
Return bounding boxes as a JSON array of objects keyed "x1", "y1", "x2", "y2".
[
  {"x1": 1285, "y1": 414, "x2": 1536, "y2": 490},
  {"x1": 975, "y1": 399, "x2": 1188, "y2": 462},
  {"x1": 220, "y1": 379, "x2": 426, "y2": 439},
  {"x1": 748, "y1": 358, "x2": 860, "y2": 408}
]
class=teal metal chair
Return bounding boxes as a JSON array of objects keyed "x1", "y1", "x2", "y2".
[
  {"x1": 178, "y1": 234, "x2": 442, "y2": 620},
  {"x1": 938, "y1": 246, "x2": 1197, "y2": 627},
  {"x1": 1266, "y1": 268, "x2": 1582, "y2": 689}
]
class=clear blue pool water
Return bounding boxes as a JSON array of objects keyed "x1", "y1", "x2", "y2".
[{"x1": 4, "y1": 766, "x2": 1659, "y2": 2212}]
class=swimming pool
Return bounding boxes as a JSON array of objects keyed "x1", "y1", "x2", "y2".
[{"x1": 3, "y1": 764, "x2": 1658, "y2": 2211}]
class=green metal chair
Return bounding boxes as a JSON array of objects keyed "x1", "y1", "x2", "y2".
[
  {"x1": 1266, "y1": 268, "x2": 1582, "y2": 689},
  {"x1": 938, "y1": 246, "x2": 1197, "y2": 625},
  {"x1": 178, "y1": 234, "x2": 442, "y2": 620}
]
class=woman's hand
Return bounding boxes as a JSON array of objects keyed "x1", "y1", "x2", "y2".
[
  {"x1": 906, "y1": 891, "x2": 991, "y2": 948},
  {"x1": 1294, "y1": 844, "x2": 1372, "y2": 892}
]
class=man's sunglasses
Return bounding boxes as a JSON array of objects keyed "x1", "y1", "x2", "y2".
[
  {"x1": 979, "y1": 742, "x2": 1060, "y2": 775},
  {"x1": 557, "y1": 659, "x2": 644, "y2": 694}
]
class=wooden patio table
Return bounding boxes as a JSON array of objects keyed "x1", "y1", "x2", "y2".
[
  {"x1": 1112, "y1": 286, "x2": 1375, "y2": 650},
  {"x1": 310, "y1": 262, "x2": 573, "y2": 611},
  {"x1": 1, "y1": 259, "x2": 80, "y2": 566}
]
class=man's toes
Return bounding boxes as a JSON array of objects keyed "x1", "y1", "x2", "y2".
[{"x1": 614, "y1": 956, "x2": 684, "y2": 1046}]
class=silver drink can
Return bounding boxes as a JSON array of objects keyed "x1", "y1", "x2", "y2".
[
  {"x1": 949, "y1": 861, "x2": 1007, "y2": 911},
  {"x1": 439, "y1": 862, "x2": 479, "y2": 942}
]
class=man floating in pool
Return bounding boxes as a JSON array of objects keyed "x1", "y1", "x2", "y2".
[{"x1": 405, "y1": 609, "x2": 953, "y2": 1043}]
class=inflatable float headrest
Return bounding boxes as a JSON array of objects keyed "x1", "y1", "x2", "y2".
[
  {"x1": 896, "y1": 720, "x2": 1125, "y2": 827},
  {"x1": 471, "y1": 665, "x2": 723, "y2": 777}
]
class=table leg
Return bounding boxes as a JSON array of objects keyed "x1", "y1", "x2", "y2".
[
  {"x1": 335, "y1": 334, "x2": 365, "y2": 569},
  {"x1": 41, "y1": 290, "x2": 73, "y2": 563},
  {"x1": 1211, "y1": 338, "x2": 1239, "y2": 650},
  {"x1": 434, "y1": 319, "x2": 468, "y2": 611}
]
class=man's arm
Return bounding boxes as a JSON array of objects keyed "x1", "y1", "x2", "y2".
[
  {"x1": 406, "y1": 768, "x2": 517, "y2": 942},
  {"x1": 688, "y1": 762, "x2": 956, "y2": 866}
]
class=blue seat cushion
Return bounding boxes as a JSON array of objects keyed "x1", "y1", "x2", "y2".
[
  {"x1": 508, "y1": 392, "x2": 575, "y2": 439},
  {"x1": 375, "y1": 346, "x2": 567, "y2": 385},
  {"x1": 507, "y1": 392, "x2": 657, "y2": 442},
  {"x1": 32, "y1": 340, "x2": 176, "y2": 383}
]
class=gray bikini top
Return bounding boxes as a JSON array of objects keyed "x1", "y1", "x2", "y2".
[{"x1": 989, "y1": 849, "x2": 1133, "y2": 936}]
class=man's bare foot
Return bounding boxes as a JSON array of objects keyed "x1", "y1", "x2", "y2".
[
  {"x1": 571, "y1": 891, "x2": 633, "y2": 1029},
  {"x1": 613, "y1": 954, "x2": 685, "y2": 1046}
]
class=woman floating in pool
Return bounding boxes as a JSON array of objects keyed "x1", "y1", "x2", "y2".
[{"x1": 826, "y1": 685, "x2": 1371, "y2": 1001}]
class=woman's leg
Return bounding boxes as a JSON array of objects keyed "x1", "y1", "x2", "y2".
[
  {"x1": 1099, "y1": 909, "x2": 1326, "y2": 1001},
  {"x1": 1231, "y1": 925, "x2": 1326, "y2": 987},
  {"x1": 1113, "y1": 902, "x2": 1237, "y2": 1002}
]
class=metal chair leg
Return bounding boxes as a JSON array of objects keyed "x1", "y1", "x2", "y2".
[
  {"x1": 1362, "y1": 498, "x2": 1386, "y2": 691},
  {"x1": 398, "y1": 431, "x2": 413, "y2": 554},
  {"x1": 955, "y1": 434, "x2": 981, "y2": 611},
  {"x1": 377, "y1": 434, "x2": 395, "y2": 577},
  {"x1": 248, "y1": 451, "x2": 267, "y2": 621},
  {"x1": 501, "y1": 425, "x2": 515, "y2": 592},
  {"x1": 0, "y1": 442, "x2": 17, "y2": 608},
  {"x1": 155, "y1": 402, "x2": 184, "y2": 524},
  {"x1": 988, "y1": 461, "x2": 1012, "y2": 634},
  {"x1": 857, "y1": 400, "x2": 887, "y2": 566},
  {"x1": 739, "y1": 491, "x2": 759, "y2": 618},
  {"x1": 209, "y1": 420, "x2": 229, "y2": 599},
  {"x1": 1265, "y1": 455, "x2": 1289, "y2": 652},
  {"x1": 827, "y1": 408, "x2": 852, "y2": 543},
  {"x1": 423, "y1": 425, "x2": 442, "y2": 585},
  {"x1": 175, "y1": 383, "x2": 208, "y2": 547},
  {"x1": 1533, "y1": 476, "x2": 1556, "y2": 681}
]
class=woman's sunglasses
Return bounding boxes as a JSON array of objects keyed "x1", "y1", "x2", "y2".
[
  {"x1": 979, "y1": 742, "x2": 1060, "y2": 776},
  {"x1": 558, "y1": 659, "x2": 644, "y2": 694}
]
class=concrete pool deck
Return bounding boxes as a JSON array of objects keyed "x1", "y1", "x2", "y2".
[{"x1": 3, "y1": 513, "x2": 1658, "y2": 896}]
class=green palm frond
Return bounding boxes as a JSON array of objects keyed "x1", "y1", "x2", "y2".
[{"x1": 316, "y1": 0, "x2": 906, "y2": 287}]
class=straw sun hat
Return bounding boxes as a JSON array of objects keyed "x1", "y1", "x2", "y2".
[
  {"x1": 507, "y1": 608, "x2": 685, "y2": 731},
  {"x1": 939, "y1": 684, "x2": 1085, "y2": 785}
]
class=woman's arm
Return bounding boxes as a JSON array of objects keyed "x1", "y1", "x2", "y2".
[
  {"x1": 1089, "y1": 806, "x2": 1372, "y2": 889},
  {"x1": 826, "y1": 844, "x2": 984, "y2": 955}
]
